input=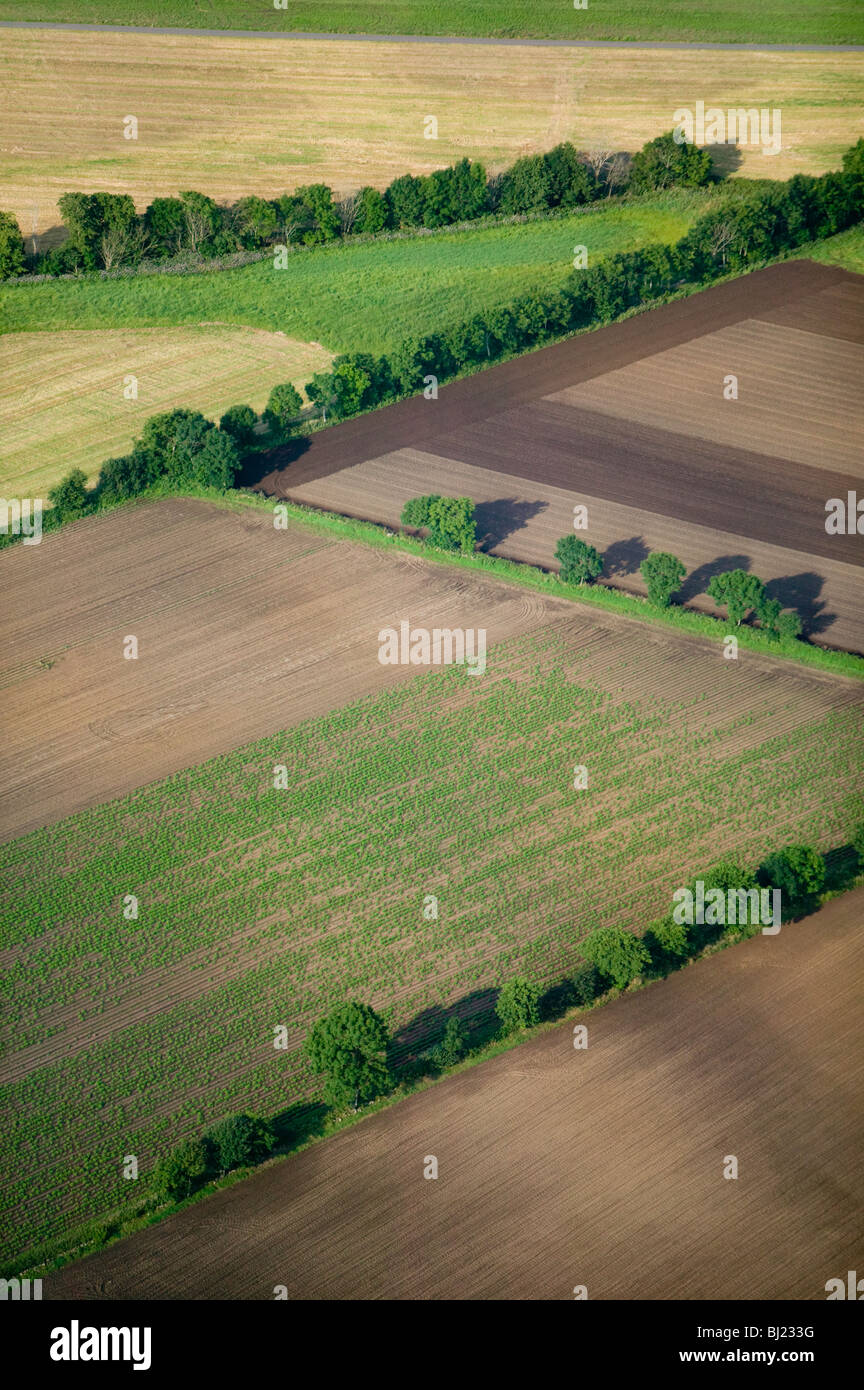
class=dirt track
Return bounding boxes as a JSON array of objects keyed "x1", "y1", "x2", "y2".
[
  {"x1": 47, "y1": 888, "x2": 864, "y2": 1301},
  {"x1": 254, "y1": 261, "x2": 864, "y2": 645}
]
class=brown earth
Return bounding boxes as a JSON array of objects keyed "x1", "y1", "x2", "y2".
[
  {"x1": 254, "y1": 260, "x2": 864, "y2": 645},
  {"x1": 0, "y1": 495, "x2": 558, "y2": 842},
  {"x1": 46, "y1": 888, "x2": 864, "y2": 1302}
]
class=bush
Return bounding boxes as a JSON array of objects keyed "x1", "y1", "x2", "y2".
[
  {"x1": 0, "y1": 210, "x2": 26, "y2": 280},
  {"x1": 496, "y1": 976, "x2": 541, "y2": 1033},
  {"x1": 579, "y1": 927, "x2": 650, "y2": 990},
  {"x1": 48, "y1": 468, "x2": 91, "y2": 521},
  {"x1": 219, "y1": 404, "x2": 259, "y2": 451},
  {"x1": 707, "y1": 569, "x2": 766, "y2": 626},
  {"x1": 431, "y1": 1016, "x2": 467, "y2": 1069},
  {"x1": 95, "y1": 447, "x2": 160, "y2": 503},
  {"x1": 401, "y1": 495, "x2": 476, "y2": 552},
  {"x1": 555, "y1": 535, "x2": 603, "y2": 585},
  {"x1": 151, "y1": 1138, "x2": 208, "y2": 1203},
  {"x1": 629, "y1": 130, "x2": 713, "y2": 193},
  {"x1": 205, "y1": 1114, "x2": 275, "y2": 1175}
]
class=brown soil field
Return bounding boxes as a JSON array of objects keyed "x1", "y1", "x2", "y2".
[
  {"x1": 46, "y1": 888, "x2": 864, "y2": 1301},
  {"x1": 2, "y1": 29, "x2": 859, "y2": 245},
  {"x1": 286, "y1": 449, "x2": 864, "y2": 654},
  {"x1": 256, "y1": 260, "x2": 864, "y2": 647},
  {"x1": 0, "y1": 495, "x2": 557, "y2": 841}
]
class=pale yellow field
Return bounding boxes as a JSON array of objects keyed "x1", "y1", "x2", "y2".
[
  {"x1": 0, "y1": 29, "x2": 860, "y2": 246},
  {"x1": 0, "y1": 325, "x2": 332, "y2": 495}
]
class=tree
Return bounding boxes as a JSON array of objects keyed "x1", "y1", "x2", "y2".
[
  {"x1": 431, "y1": 1016, "x2": 467, "y2": 1069},
  {"x1": 205, "y1": 1114, "x2": 274, "y2": 1175},
  {"x1": 385, "y1": 172, "x2": 427, "y2": 228},
  {"x1": 354, "y1": 186, "x2": 388, "y2": 234},
  {"x1": 305, "y1": 1001, "x2": 390, "y2": 1110},
  {"x1": 851, "y1": 821, "x2": 864, "y2": 865},
  {"x1": 58, "y1": 191, "x2": 137, "y2": 268},
  {"x1": 96, "y1": 447, "x2": 160, "y2": 503},
  {"x1": 543, "y1": 143, "x2": 596, "y2": 207},
  {"x1": 263, "y1": 382, "x2": 303, "y2": 437},
  {"x1": 706, "y1": 569, "x2": 766, "y2": 626},
  {"x1": 152, "y1": 1138, "x2": 208, "y2": 1202},
  {"x1": 234, "y1": 195, "x2": 278, "y2": 247},
  {"x1": 0, "y1": 210, "x2": 26, "y2": 279},
  {"x1": 219, "y1": 404, "x2": 259, "y2": 451},
  {"x1": 756, "y1": 595, "x2": 802, "y2": 641},
  {"x1": 499, "y1": 153, "x2": 552, "y2": 214},
  {"x1": 555, "y1": 535, "x2": 603, "y2": 585},
  {"x1": 496, "y1": 976, "x2": 541, "y2": 1033},
  {"x1": 136, "y1": 409, "x2": 238, "y2": 488},
  {"x1": 580, "y1": 927, "x2": 650, "y2": 990},
  {"x1": 629, "y1": 131, "x2": 713, "y2": 193},
  {"x1": 759, "y1": 845, "x2": 825, "y2": 916},
  {"x1": 179, "y1": 191, "x2": 221, "y2": 253},
  {"x1": 336, "y1": 191, "x2": 361, "y2": 237},
  {"x1": 145, "y1": 197, "x2": 186, "y2": 257},
  {"x1": 401, "y1": 495, "x2": 476, "y2": 552},
  {"x1": 48, "y1": 468, "x2": 90, "y2": 521},
  {"x1": 640, "y1": 551, "x2": 686, "y2": 607}
]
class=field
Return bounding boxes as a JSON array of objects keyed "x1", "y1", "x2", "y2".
[
  {"x1": 260, "y1": 260, "x2": 864, "y2": 653},
  {"x1": 0, "y1": 327, "x2": 332, "y2": 496},
  {"x1": 0, "y1": 194, "x2": 702, "y2": 347},
  {"x1": 44, "y1": 887, "x2": 864, "y2": 1300},
  {"x1": 2, "y1": 1, "x2": 862, "y2": 48},
  {"x1": 1, "y1": 28, "x2": 861, "y2": 245},
  {"x1": 1, "y1": 496, "x2": 862, "y2": 1264}
]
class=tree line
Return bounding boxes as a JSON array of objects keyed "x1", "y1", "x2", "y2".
[
  {"x1": 0, "y1": 129, "x2": 717, "y2": 279},
  {"x1": 148, "y1": 825, "x2": 862, "y2": 1206}
]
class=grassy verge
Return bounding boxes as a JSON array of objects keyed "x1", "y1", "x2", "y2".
[{"x1": 0, "y1": 1, "x2": 860, "y2": 44}]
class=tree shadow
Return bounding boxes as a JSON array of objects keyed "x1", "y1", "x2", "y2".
[
  {"x1": 388, "y1": 988, "x2": 500, "y2": 1079},
  {"x1": 677, "y1": 553, "x2": 751, "y2": 604},
  {"x1": 269, "y1": 1100, "x2": 329, "y2": 1153},
  {"x1": 765, "y1": 572, "x2": 834, "y2": 637},
  {"x1": 603, "y1": 534, "x2": 650, "y2": 578},
  {"x1": 823, "y1": 843, "x2": 861, "y2": 895},
  {"x1": 706, "y1": 142, "x2": 745, "y2": 178},
  {"x1": 238, "y1": 434, "x2": 310, "y2": 487},
  {"x1": 475, "y1": 498, "x2": 547, "y2": 550}
]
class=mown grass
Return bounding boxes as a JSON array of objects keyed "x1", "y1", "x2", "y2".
[
  {"x1": 0, "y1": 193, "x2": 709, "y2": 356},
  {"x1": 1, "y1": 0, "x2": 860, "y2": 44},
  {"x1": 1, "y1": 493, "x2": 863, "y2": 1264}
]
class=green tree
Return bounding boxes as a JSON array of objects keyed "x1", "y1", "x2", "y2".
[
  {"x1": 205, "y1": 1114, "x2": 275, "y2": 1175},
  {"x1": 759, "y1": 845, "x2": 825, "y2": 916},
  {"x1": 219, "y1": 404, "x2": 259, "y2": 451},
  {"x1": 48, "y1": 468, "x2": 91, "y2": 521},
  {"x1": 580, "y1": 927, "x2": 650, "y2": 990},
  {"x1": 305, "y1": 1001, "x2": 390, "y2": 1110},
  {"x1": 432, "y1": 1016, "x2": 467, "y2": 1069},
  {"x1": 707, "y1": 569, "x2": 766, "y2": 626},
  {"x1": 640, "y1": 551, "x2": 686, "y2": 607},
  {"x1": 496, "y1": 976, "x2": 541, "y2": 1033},
  {"x1": 145, "y1": 196, "x2": 186, "y2": 257},
  {"x1": 629, "y1": 130, "x2": 713, "y2": 193},
  {"x1": 234, "y1": 195, "x2": 278, "y2": 247},
  {"x1": 152, "y1": 1138, "x2": 208, "y2": 1202},
  {"x1": 263, "y1": 382, "x2": 303, "y2": 436},
  {"x1": 95, "y1": 447, "x2": 160, "y2": 503},
  {"x1": 756, "y1": 596, "x2": 803, "y2": 640},
  {"x1": 499, "y1": 154, "x2": 552, "y2": 213},
  {"x1": 0, "y1": 210, "x2": 26, "y2": 279},
  {"x1": 402, "y1": 495, "x2": 476, "y2": 551},
  {"x1": 555, "y1": 535, "x2": 603, "y2": 585},
  {"x1": 354, "y1": 186, "x2": 388, "y2": 234}
]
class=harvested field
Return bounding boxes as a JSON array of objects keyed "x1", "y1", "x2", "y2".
[
  {"x1": 0, "y1": 326, "x2": 332, "y2": 497},
  {"x1": 1, "y1": 496, "x2": 862, "y2": 1261},
  {"x1": 0, "y1": 496, "x2": 554, "y2": 841},
  {"x1": 45, "y1": 888, "x2": 864, "y2": 1301},
  {"x1": 287, "y1": 448, "x2": 864, "y2": 654},
  {"x1": 1, "y1": 29, "x2": 861, "y2": 244},
  {"x1": 258, "y1": 260, "x2": 864, "y2": 646}
]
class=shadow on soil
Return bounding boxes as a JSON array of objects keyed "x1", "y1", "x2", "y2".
[
  {"x1": 765, "y1": 571, "x2": 834, "y2": 638},
  {"x1": 475, "y1": 498, "x2": 547, "y2": 550},
  {"x1": 238, "y1": 436, "x2": 310, "y2": 489},
  {"x1": 677, "y1": 552, "x2": 751, "y2": 604},
  {"x1": 603, "y1": 534, "x2": 650, "y2": 578}
]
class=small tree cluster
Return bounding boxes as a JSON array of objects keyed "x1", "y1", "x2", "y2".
[{"x1": 401, "y1": 495, "x2": 477, "y2": 552}]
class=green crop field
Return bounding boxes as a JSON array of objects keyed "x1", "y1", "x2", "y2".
[
  {"x1": 2, "y1": 595, "x2": 862, "y2": 1264},
  {"x1": 0, "y1": 194, "x2": 702, "y2": 356},
  {"x1": 0, "y1": 1, "x2": 860, "y2": 44}
]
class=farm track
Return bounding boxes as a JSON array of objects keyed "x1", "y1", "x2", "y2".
[{"x1": 45, "y1": 889, "x2": 864, "y2": 1301}]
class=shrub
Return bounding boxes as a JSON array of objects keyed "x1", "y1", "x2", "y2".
[
  {"x1": 640, "y1": 551, "x2": 686, "y2": 607},
  {"x1": 48, "y1": 468, "x2": 91, "y2": 521},
  {"x1": 205, "y1": 1114, "x2": 275, "y2": 1175},
  {"x1": 151, "y1": 1138, "x2": 208, "y2": 1203},
  {"x1": 219, "y1": 404, "x2": 259, "y2": 451},
  {"x1": 496, "y1": 976, "x2": 541, "y2": 1033},
  {"x1": 0, "y1": 210, "x2": 26, "y2": 280},
  {"x1": 579, "y1": 927, "x2": 650, "y2": 990},
  {"x1": 759, "y1": 845, "x2": 825, "y2": 917}
]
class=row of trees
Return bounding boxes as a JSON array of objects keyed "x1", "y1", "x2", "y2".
[
  {"x1": 554, "y1": 538, "x2": 803, "y2": 639},
  {"x1": 148, "y1": 825, "x2": 861, "y2": 1206},
  {"x1": 2, "y1": 131, "x2": 717, "y2": 279}
]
